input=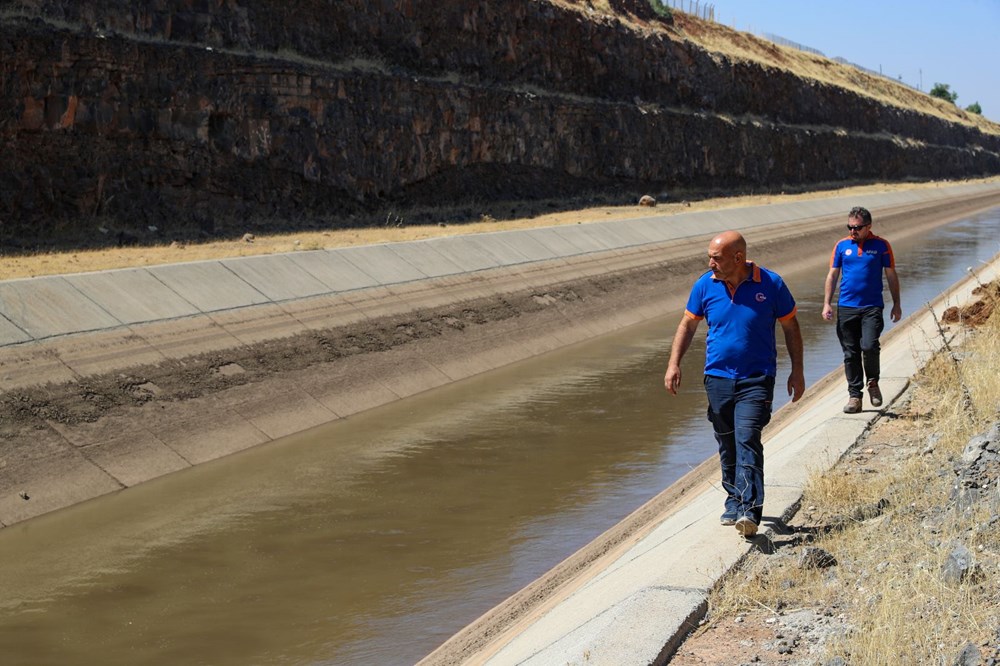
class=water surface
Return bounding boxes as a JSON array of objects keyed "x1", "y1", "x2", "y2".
[{"x1": 1, "y1": 209, "x2": 998, "y2": 665}]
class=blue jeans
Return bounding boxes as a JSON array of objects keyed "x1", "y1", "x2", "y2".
[
  {"x1": 836, "y1": 306, "x2": 884, "y2": 398},
  {"x1": 704, "y1": 374, "x2": 775, "y2": 524}
]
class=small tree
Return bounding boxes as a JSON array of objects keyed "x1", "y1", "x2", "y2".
[
  {"x1": 648, "y1": 0, "x2": 673, "y2": 19},
  {"x1": 929, "y1": 82, "x2": 959, "y2": 104},
  {"x1": 965, "y1": 101, "x2": 982, "y2": 115}
]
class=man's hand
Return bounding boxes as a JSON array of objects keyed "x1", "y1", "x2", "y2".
[
  {"x1": 787, "y1": 369, "x2": 805, "y2": 403},
  {"x1": 823, "y1": 266, "x2": 840, "y2": 322},
  {"x1": 779, "y1": 315, "x2": 805, "y2": 402},
  {"x1": 885, "y1": 268, "x2": 902, "y2": 323},
  {"x1": 664, "y1": 365, "x2": 682, "y2": 395},
  {"x1": 665, "y1": 316, "x2": 699, "y2": 396}
]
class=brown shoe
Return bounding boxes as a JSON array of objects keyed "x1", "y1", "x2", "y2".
[
  {"x1": 867, "y1": 380, "x2": 882, "y2": 407},
  {"x1": 843, "y1": 397, "x2": 862, "y2": 414},
  {"x1": 735, "y1": 516, "x2": 758, "y2": 538}
]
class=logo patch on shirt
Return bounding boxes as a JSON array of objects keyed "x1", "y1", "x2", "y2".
[
  {"x1": 755, "y1": 292, "x2": 767, "y2": 302},
  {"x1": 845, "y1": 249, "x2": 854, "y2": 256}
]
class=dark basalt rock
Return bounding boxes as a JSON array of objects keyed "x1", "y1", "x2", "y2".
[{"x1": 1, "y1": 0, "x2": 998, "y2": 247}]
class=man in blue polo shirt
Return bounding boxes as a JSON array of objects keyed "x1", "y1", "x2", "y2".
[
  {"x1": 665, "y1": 230, "x2": 805, "y2": 538},
  {"x1": 822, "y1": 206, "x2": 902, "y2": 414}
]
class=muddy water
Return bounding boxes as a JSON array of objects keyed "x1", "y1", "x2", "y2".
[{"x1": 1, "y1": 211, "x2": 998, "y2": 666}]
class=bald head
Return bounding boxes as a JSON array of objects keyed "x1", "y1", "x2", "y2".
[
  {"x1": 707, "y1": 230, "x2": 749, "y2": 286},
  {"x1": 710, "y1": 230, "x2": 746, "y2": 257}
]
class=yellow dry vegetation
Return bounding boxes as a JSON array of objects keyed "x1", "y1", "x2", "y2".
[
  {"x1": 552, "y1": 1, "x2": 1000, "y2": 136},
  {"x1": 708, "y1": 281, "x2": 1000, "y2": 662}
]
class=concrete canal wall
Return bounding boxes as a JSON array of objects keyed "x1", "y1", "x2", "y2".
[{"x1": 2, "y1": 182, "x2": 1000, "y2": 527}]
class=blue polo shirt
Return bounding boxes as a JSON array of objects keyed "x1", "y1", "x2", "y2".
[
  {"x1": 830, "y1": 235, "x2": 894, "y2": 308},
  {"x1": 684, "y1": 262, "x2": 797, "y2": 379}
]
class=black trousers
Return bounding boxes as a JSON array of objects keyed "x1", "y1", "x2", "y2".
[{"x1": 836, "y1": 305, "x2": 884, "y2": 398}]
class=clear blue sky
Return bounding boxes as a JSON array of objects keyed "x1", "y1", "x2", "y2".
[{"x1": 699, "y1": 0, "x2": 1000, "y2": 123}]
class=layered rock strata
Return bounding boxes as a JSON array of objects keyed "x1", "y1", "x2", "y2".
[{"x1": 1, "y1": 0, "x2": 998, "y2": 244}]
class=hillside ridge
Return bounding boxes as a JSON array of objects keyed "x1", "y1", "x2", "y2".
[{"x1": 1, "y1": 0, "x2": 998, "y2": 247}]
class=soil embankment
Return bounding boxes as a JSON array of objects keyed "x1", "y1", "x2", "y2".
[{"x1": 2, "y1": 189, "x2": 1000, "y2": 529}]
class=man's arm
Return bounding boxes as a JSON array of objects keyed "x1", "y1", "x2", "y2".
[
  {"x1": 822, "y1": 266, "x2": 840, "y2": 321},
  {"x1": 779, "y1": 315, "x2": 805, "y2": 402},
  {"x1": 884, "y1": 266, "x2": 902, "y2": 322},
  {"x1": 664, "y1": 315, "x2": 700, "y2": 395}
]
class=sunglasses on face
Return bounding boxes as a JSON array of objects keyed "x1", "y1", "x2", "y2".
[{"x1": 847, "y1": 224, "x2": 869, "y2": 231}]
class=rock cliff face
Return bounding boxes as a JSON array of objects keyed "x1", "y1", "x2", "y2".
[{"x1": 2, "y1": 0, "x2": 999, "y2": 246}]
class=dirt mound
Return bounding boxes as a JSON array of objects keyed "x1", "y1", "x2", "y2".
[{"x1": 941, "y1": 282, "x2": 999, "y2": 326}]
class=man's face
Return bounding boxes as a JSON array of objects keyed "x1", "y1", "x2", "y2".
[
  {"x1": 847, "y1": 216, "x2": 871, "y2": 241},
  {"x1": 708, "y1": 243, "x2": 742, "y2": 281}
]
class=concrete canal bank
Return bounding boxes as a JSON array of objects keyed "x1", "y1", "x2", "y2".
[{"x1": 2, "y1": 181, "x2": 1000, "y2": 530}]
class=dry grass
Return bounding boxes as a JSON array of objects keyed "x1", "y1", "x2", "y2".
[
  {"x1": 708, "y1": 281, "x2": 1000, "y2": 663},
  {"x1": 669, "y1": 11, "x2": 1000, "y2": 134},
  {"x1": 671, "y1": 9, "x2": 1000, "y2": 135},
  {"x1": 552, "y1": 1, "x2": 1000, "y2": 135}
]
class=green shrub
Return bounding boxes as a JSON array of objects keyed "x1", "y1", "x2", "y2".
[
  {"x1": 648, "y1": 0, "x2": 672, "y2": 19},
  {"x1": 929, "y1": 82, "x2": 959, "y2": 104}
]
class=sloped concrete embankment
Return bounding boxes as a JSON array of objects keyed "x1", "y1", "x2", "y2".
[{"x1": 1, "y1": 184, "x2": 999, "y2": 530}]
